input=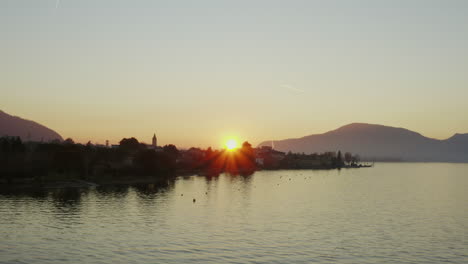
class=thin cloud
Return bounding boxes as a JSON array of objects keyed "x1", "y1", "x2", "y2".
[{"x1": 280, "y1": 84, "x2": 305, "y2": 93}]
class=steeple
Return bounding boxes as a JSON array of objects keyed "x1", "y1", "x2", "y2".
[{"x1": 152, "y1": 133, "x2": 157, "y2": 147}]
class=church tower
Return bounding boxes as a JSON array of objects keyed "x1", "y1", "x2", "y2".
[{"x1": 152, "y1": 133, "x2": 157, "y2": 148}]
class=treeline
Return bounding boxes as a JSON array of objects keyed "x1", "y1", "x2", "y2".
[
  {"x1": 0, "y1": 136, "x2": 364, "y2": 185},
  {"x1": 0, "y1": 137, "x2": 258, "y2": 184},
  {"x1": 0, "y1": 136, "x2": 180, "y2": 184},
  {"x1": 279, "y1": 151, "x2": 361, "y2": 169}
]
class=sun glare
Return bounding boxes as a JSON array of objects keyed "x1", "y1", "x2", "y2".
[{"x1": 225, "y1": 139, "x2": 238, "y2": 150}]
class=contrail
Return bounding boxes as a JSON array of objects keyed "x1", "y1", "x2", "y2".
[
  {"x1": 55, "y1": 0, "x2": 60, "y2": 9},
  {"x1": 280, "y1": 84, "x2": 305, "y2": 93}
]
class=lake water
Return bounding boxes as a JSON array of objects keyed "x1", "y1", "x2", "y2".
[{"x1": 1, "y1": 163, "x2": 468, "y2": 263}]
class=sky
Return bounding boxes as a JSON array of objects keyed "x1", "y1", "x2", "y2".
[{"x1": 1, "y1": 0, "x2": 468, "y2": 148}]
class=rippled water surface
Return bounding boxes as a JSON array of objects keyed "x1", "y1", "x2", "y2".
[{"x1": 1, "y1": 163, "x2": 468, "y2": 263}]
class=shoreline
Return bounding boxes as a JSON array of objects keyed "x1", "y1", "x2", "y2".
[
  {"x1": 0, "y1": 176, "x2": 173, "y2": 190},
  {"x1": 0, "y1": 165, "x2": 373, "y2": 190}
]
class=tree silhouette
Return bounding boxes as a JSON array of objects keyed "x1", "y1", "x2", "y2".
[
  {"x1": 344, "y1": 152, "x2": 353, "y2": 164},
  {"x1": 119, "y1": 137, "x2": 141, "y2": 152},
  {"x1": 163, "y1": 144, "x2": 179, "y2": 159},
  {"x1": 64, "y1": 138, "x2": 75, "y2": 145},
  {"x1": 337, "y1": 150, "x2": 343, "y2": 167}
]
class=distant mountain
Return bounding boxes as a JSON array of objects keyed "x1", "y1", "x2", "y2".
[
  {"x1": 258, "y1": 123, "x2": 468, "y2": 163},
  {"x1": 0, "y1": 110, "x2": 63, "y2": 142}
]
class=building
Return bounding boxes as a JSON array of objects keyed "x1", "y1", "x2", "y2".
[
  {"x1": 152, "y1": 133, "x2": 157, "y2": 148},
  {"x1": 147, "y1": 133, "x2": 163, "y2": 152},
  {"x1": 255, "y1": 146, "x2": 286, "y2": 168}
]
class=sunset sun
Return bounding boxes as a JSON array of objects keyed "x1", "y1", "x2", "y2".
[{"x1": 225, "y1": 139, "x2": 238, "y2": 150}]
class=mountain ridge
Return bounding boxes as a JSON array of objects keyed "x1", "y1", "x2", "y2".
[
  {"x1": 258, "y1": 123, "x2": 468, "y2": 163},
  {"x1": 0, "y1": 110, "x2": 63, "y2": 142}
]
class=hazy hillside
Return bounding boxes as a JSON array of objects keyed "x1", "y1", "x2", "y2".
[
  {"x1": 258, "y1": 123, "x2": 468, "y2": 162},
  {"x1": 0, "y1": 110, "x2": 63, "y2": 142}
]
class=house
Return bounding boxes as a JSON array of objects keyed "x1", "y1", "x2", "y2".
[{"x1": 255, "y1": 146, "x2": 285, "y2": 168}]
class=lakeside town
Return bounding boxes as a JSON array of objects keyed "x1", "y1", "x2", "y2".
[{"x1": 0, "y1": 133, "x2": 365, "y2": 188}]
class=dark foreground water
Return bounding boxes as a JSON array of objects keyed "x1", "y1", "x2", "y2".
[{"x1": 1, "y1": 163, "x2": 468, "y2": 264}]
